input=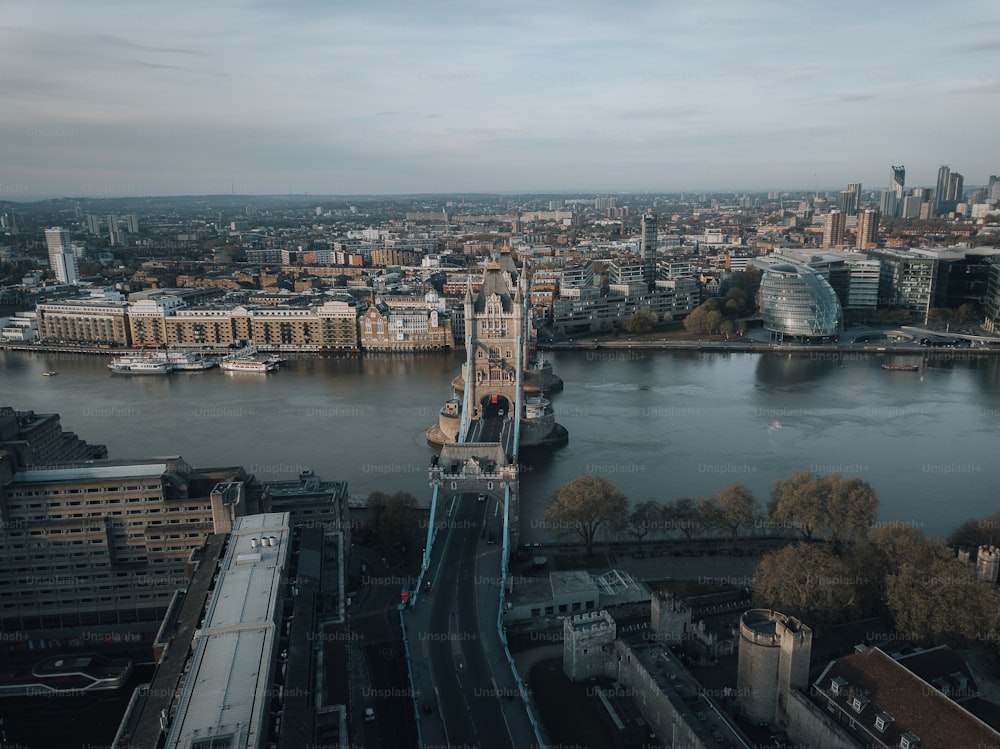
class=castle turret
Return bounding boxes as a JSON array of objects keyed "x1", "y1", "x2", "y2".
[
  {"x1": 737, "y1": 609, "x2": 812, "y2": 726},
  {"x1": 978, "y1": 545, "x2": 1000, "y2": 583},
  {"x1": 563, "y1": 610, "x2": 616, "y2": 681}
]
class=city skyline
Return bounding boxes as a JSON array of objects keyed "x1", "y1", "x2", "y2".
[{"x1": 3, "y1": 0, "x2": 1000, "y2": 198}]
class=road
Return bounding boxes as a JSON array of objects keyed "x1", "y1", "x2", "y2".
[
  {"x1": 425, "y1": 494, "x2": 512, "y2": 749},
  {"x1": 348, "y1": 548, "x2": 418, "y2": 748}
]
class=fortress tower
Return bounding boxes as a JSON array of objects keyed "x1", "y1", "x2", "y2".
[
  {"x1": 737, "y1": 609, "x2": 812, "y2": 726},
  {"x1": 563, "y1": 610, "x2": 617, "y2": 681},
  {"x1": 650, "y1": 590, "x2": 692, "y2": 645},
  {"x1": 977, "y1": 545, "x2": 1000, "y2": 583}
]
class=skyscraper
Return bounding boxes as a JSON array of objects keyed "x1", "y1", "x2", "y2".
[
  {"x1": 839, "y1": 183, "x2": 862, "y2": 216},
  {"x1": 948, "y1": 172, "x2": 964, "y2": 203},
  {"x1": 935, "y1": 165, "x2": 951, "y2": 214},
  {"x1": 44, "y1": 227, "x2": 79, "y2": 284},
  {"x1": 856, "y1": 209, "x2": 880, "y2": 250},
  {"x1": 822, "y1": 210, "x2": 847, "y2": 248},
  {"x1": 888, "y1": 165, "x2": 905, "y2": 218},
  {"x1": 641, "y1": 214, "x2": 657, "y2": 288}
]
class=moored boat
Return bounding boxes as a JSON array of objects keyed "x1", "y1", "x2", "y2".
[
  {"x1": 108, "y1": 357, "x2": 174, "y2": 374},
  {"x1": 220, "y1": 357, "x2": 279, "y2": 373},
  {"x1": 881, "y1": 363, "x2": 920, "y2": 371}
]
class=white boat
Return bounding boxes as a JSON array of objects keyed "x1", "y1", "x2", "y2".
[
  {"x1": 162, "y1": 352, "x2": 218, "y2": 370},
  {"x1": 109, "y1": 350, "x2": 218, "y2": 373},
  {"x1": 220, "y1": 358, "x2": 279, "y2": 373},
  {"x1": 108, "y1": 356, "x2": 174, "y2": 374}
]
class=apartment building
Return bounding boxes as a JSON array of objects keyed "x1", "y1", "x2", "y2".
[
  {"x1": 36, "y1": 299, "x2": 131, "y2": 346},
  {"x1": 0, "y1": 456, "x2": 253, "y2": 633}
]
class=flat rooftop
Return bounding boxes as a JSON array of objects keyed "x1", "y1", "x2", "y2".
[{"x1": 163, "y1": 513, "x2": 290, "y2": 749}]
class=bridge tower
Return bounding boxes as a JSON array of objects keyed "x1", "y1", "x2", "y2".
[
  {"x1": 428, "y1": 247, "x2": 566, "y2": 449},
  {"x1": 463, "y1": 255, "x2": 524, "y2": 428}
]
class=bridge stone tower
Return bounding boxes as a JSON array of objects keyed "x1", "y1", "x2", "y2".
[
  {"x1": 428, "y1": 247, "x2": 566, "y2": 448},
  {"x1": 463, "y1": 254, "x2": 524, "y2": 425}
]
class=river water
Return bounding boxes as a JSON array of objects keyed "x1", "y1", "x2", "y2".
[{"x1": 3, "y1": 348, "x2": 998, "y2": 542}]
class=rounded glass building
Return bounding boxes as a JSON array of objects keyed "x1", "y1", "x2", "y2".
[{"x1": 759, "y1": 263, "x2": 843, "y2": 341}]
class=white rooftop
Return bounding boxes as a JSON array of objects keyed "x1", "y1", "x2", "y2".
[
  {"x1": 164, "y1": 512, "x2": 290, "y2": 749},
  {"x1": 12, "y1": 463, "x2": 168, "y2": 483}
]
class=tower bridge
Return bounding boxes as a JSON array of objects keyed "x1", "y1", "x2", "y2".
[
  {"x1": 403, "y1": 248, "x2": 565, "y2": 748},
  {"x1": 426, "y1": 247, "x2": 566, "y2": 549}
]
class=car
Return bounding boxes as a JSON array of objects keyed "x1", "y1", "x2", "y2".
[
  {"x1": 364, "y1": 707, "x2": 375, "y2": 722},
  {"x1": 487, "y1": 532, "x2": 496, "y2": 545},
  {"x1": 478, "y1": 493, "x2": 486, "y2": 502}
]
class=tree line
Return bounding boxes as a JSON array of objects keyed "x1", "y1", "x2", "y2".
[
  {"x1": 542, "y1": 470, "x2": 1000, "y2": 649},
  {"x1": 541, "y1": 470, "x2": 878, "y2": 555}
]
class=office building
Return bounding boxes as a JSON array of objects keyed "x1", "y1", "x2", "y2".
[
  {"x1": 107, "y1": 214, "x2": 121, "y2": 247},
  {"x1": 865, "y1": 248, "x2": 937, "y2": 320},
  {"x1": 839, "y1": 183, "x2": 862, "y2": 216},
  {"x1": 889, "y1": 165, "x2": 905, "y2": 217},
  {"x1": 822, "y1": 210, "x2": 847, "y2": 248},
  {"x1": 935, "y1": 165, "x2": 952, "y2": 214},
  {"x1": 985, "y1": 257, "x2": 1000, "y2": 334},
  {"x1": 641, "y1": 214, "x2": 657, "y2": 287},
  {"x1": 44, "y1": 227, "x2": 79, "y2": 285},
  {"x1": 0, "y1": 455, "x2": 253, "y2": 633},
  {"x1": 948, "y1": 172, "x2": 964, "y2": 204},
  {"x1": 758, "y1": 263, "x2": 842, "y2": 341},
  {"x1": 0, "y1": 406, "x2": 107, "y2": 470},
  {"x1": 901, "y1": 194, "x2": 924, "y2": 219},
  {"x1": 856, "y1": 209, "x2": 880, "y2": 250}
]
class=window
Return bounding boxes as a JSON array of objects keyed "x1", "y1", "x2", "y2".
[{"x1": 875, "y1": 713, "x2": 893, "y2": 732}]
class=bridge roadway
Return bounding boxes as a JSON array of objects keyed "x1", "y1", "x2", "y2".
[
  {"x1": 463, "y1": 415, "x2": 514, "y2": 454},
  {"x1": 404, "y1": 492, "x2": 538, "y2": 749}
]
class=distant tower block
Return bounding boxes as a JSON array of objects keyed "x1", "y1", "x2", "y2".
[
  {"x1": 563, "y1": 610, "x2": 616, "y2": 682},
  {"x1": 650, "y1": 590, "x2": 692, "y2": 645},
  {"x1": 978, "y1": 545, "x2": 1000, "y2": 583},
  {"x1": 737, "y1": 609, "x2": 812, "y2": 726}
]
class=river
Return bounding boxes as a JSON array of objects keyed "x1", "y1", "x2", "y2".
[{"x1": 3, "y1": 348, "x2": 998, "y2": 542}]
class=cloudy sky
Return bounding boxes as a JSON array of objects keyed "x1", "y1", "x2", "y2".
[{"x1": 3, "y1": 0, "x2": 999, "y2": 197}]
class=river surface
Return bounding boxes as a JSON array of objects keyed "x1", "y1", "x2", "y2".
[{"x1": 3, "y1": 348, "x2": 998, "y2": 542}]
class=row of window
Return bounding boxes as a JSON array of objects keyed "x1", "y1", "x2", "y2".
[
  {"x1": 10, "y1": 487, "x2": 160, "y2": 499},
  {"x1": 529, "y1": 600, "x2": 594, "y2": 617}
]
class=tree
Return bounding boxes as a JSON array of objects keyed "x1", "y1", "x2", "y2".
[
  {"x1": 700, "y1": 483, "x2": 762, "y2": 547},
  {"x1": 767, "y1": 470, "x2": 823, "y2": 540},
  {"x1": 819, "y1": 474, "x2": 878, "y2": 547},
  {"x1": 627, "y1": 499, "x2": 663, "y2": 549},
  {"x1": 623, "y1": 309, "x2": 657, "y2": 334},
  {"x1": 543, "y1": 474, "x2": 628, "y2": 555},
  {"x1": 683, "y1": 303, "x2": 723, "y2": 335},
  {"x1": 767, "y1": 471, "x2": 878, "y2": 547},
  {"x1": 955, "y1": 303, "x2": 974, "y2": 325},
  {"x1": 367, "y1": 491, "x2": 419, "y2": 549},
  {"x1": 753, "y1": 543, "x2": 866, "y2": 624},
  {"x1": 664, "y1": 497, "x2": 702, "y2": 540},
  {"x1": 948, "y1": 509, "x2": 1000, "y2": 550}
]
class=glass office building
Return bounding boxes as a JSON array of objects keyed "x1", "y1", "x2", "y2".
[{"x1": 759, "y1": 263, "x2": 843, "y2": 341}]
